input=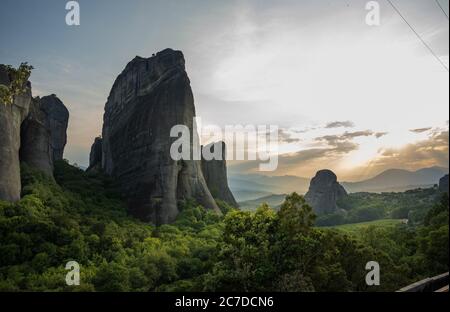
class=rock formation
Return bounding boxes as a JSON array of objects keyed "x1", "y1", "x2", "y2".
[
  {"x1": 101, "y1": 49, "x2": 220, "y2": 224},
  {"x1": 1, "y1": 64, "x2": 69, "y2": 202},
  {"x1": 0, "y1": 65, "x2": 32, "y2": 201},
  {"x1": 439, "y1": 174, "x2": 449, "y2": 193},
  {"x1": 20, "y1": 95, "x2": 69, "y2": 176},
  {"x1": 39, "y1": 94, "x2": 69, "y2": 162},
  {"x1": 20, "y1": 98, "x2": 53, "y2": 176},
  {"x1": 305, "y1": 169, "x2": 348, "y2": 215},
  {"x1": 201, "y1": 141, "x2": 238, "y2": 207},
  {"x1": 87, "y1": 137, "x2": 103, "y2": 172}
]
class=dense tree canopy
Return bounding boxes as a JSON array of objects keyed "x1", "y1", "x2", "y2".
[{"x1": 0, "y1": 161, "x2": 447, "y2": 291}]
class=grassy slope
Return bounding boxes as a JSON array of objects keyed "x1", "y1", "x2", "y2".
[
  {"x1": 323, "y1": 219, "x2": 406, "y2": 234},
  {"x1": 238, "y1": 194, "x2": 287, "y2": 211}
]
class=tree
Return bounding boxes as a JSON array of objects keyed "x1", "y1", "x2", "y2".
[
  {"x1": 0, "y1": 63, "x2": 33, "y2": 105},
  {"x1": 278, "y1": 192, "x2": 316, "y2": 237}
]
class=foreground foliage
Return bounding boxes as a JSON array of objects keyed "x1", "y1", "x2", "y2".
[{"x1": 0, "y1": 162, "x2": 447, "y2": 291}]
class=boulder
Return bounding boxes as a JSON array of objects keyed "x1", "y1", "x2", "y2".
[
  {"x1": 201, "y1": 141, "x2": 238, "y2": 207},
  {"x1": 101, "y1": 49, "x2": 220, "y2": 224},
  {"x1": 305, "y1": 169, "x2": 348, "y2": 215}
]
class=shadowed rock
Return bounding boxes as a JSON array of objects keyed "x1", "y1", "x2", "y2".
[
  {"x1": 40, "y1": 94, "x2": 69, "y2": 161},
  {"x1": 20, "y1": 95, "x2": 69, "y2": 176},
  {"x1": 201, "y1": 142, "x2": 238, "y2": 207},
  {"x1": 439, "y1": 174, "x2": 449, "y2": 193},
  {"x1": 0, "y1": 65, "x2": 32, "y2": 201},
  {"x1": 87, "y1": 136, "x2": 103, "y2": 172},
  {"x1": 20, "y1": 98, "x2": 53, "y2": 176},
  {"x1": 305, "y1": 169, "x2": 348, "y2": 215},
  {"x1": 101, "y1": 49, "x2": 220, "y2": 224}
]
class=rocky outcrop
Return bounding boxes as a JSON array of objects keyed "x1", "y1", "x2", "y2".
[
  {"x1": 439, "y1": 174, "x2": 449, "y2": 193},
  {"x1": 19, "y1": 95, "x2": 68, "y2": 176},
  {"x1": 39, "y1": 95, "x2": 69, "y2": 162},
  {"x1": 0, "y1": 65, "x2": 32, "y2": 202},
  {"x1": 305, "y1": 169, "x2": 348, "y2": 215},
  {"x1": 20, "y1": 98, "x2": 53, "y2": 176},
  {"x1": 201, "y1": 141, "x2": 238, "y2": 207},
  {"x1": 101, "y1": 49, "x2": 220, "y2": 224},
  {"x1": 87, "y1": 137, "x2": 103, "y2": 172},
  {"x1": 20, "y1": 94, "x2": 69, "y2": 176}
]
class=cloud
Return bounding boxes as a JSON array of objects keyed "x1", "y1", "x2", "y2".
[
  {"x1": 325, "y1": 121, "x2": 355, "y2": 128},
  {"x1": 229, "y1": 128, "x2": 362, "y2": 175},
  {"x1": 229, "y1": 142, "x2": 358, "y2": 176},
  {"x1": 374, "y1": 132, "x2": 388, "y2": 138},
  {"x1": 229, "y1": 127, "x2": 449, "y2": 180},
  {"x1": 315, "y1": 130, "x2": 374, "y2": 146},
  {"x1": 342, "y1": 130, "x2": 374, "y2": 139},
  {"x1": 409, "y1": 127, "x2": 432, "y2": 134},
  {"x1": 365, "y1": 129, "x2": 449, "y2": 174},
  {"x1": 278, "y1": 128, "x2": 301, "y2": 144}
]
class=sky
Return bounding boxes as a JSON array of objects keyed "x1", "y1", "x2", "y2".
[{"x1": 0, "y1": 0, "x2": 448, "y2": 181}]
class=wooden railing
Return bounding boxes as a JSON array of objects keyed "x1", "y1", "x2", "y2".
[{"x1": 397, "y1": 272, "x2": 449, "y2": 292}]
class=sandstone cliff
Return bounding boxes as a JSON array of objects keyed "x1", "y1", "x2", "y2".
[
  {"x1": 101, "y1": 49, "x2": 220, "y2": 224},
  {"x1": 0, "y1": 65, "x2": 32, "y2": 201},
  {"x1": 305, "y1": 169, "x2": 348, "y2": 215},
  {"x1": 201, "y1": 141, "x2": 238, "y2": 207}
]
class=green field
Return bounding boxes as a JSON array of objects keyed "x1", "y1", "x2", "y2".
[{"x1": 322, "y1": 219, "x2": 407, "y2": 234}]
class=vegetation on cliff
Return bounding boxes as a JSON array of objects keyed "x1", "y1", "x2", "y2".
[{"x1": 0, "y1": 63, "x2": 33, "y2": 105}]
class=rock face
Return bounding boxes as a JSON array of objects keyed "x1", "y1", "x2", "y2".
[
  {"x1": 0, "y1": 65, "x2": 32, "y2": 201},
  {"x1": 87, "y1": 137, "x2": 103, "y2": 172},
  {"x1": 439, "y1": 174, "x2": 449, "y2": 193},
  {"x1": 201, "y1": 141, "x2": 238, "y2": 207},
  {"x1": 101, "y1": 49, "x2": 220, "y2": 224},
  {"x1": 20, "y1": 94, "x2": 69, "y2": 176},
  {"x1": 39, "y1": 95, "x2": 69, "y2": 162},
  {"x1": 20, "y1": 95, "x2": 69, "y2": 176},
  {"x1": 20, "y1": 98, "x2": 53, "y2": 176},
  {"x1": 305, "y1": 169, "x2": 348, "y2": 215}
]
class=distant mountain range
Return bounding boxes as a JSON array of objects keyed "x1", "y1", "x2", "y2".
[
  {"x1": 238, "y1": 194, "x2": 287, "y2": 211},
  {"x1": 341, "y1": 166, "x2": 449, "y2": 193},
  {"x1": 229, "y1": 174, "x2": 309, "y2": 202},
  {"x1": 230, "y1": 166, "x2": 448, "y2": 202}
]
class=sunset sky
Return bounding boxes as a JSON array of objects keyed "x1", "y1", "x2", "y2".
[{"x1": 1, "y1": 0, "x2": 448, "y2": 181}]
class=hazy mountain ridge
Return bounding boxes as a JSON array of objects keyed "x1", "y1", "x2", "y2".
[
  {"x1": 239, "y1": 194, "x2": 287, "y2": 211},
  {"x1": 342, "y1": 166, "x2": 449, "y2": 193},
  {"x1": 229, "y1": 174, "x2": 310, "y2": 201}
]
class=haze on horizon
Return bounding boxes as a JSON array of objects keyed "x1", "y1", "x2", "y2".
[{"x1": 0, "y1": 0, "x2": 448, "y2": 181}]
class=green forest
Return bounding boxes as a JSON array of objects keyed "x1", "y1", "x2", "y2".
[
  {"x1": 316, "y1": 188, "x2": 441, "y2": 226},
  {"x1": 0, "y1": 161, "x2": 448, "y2": 291}
]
